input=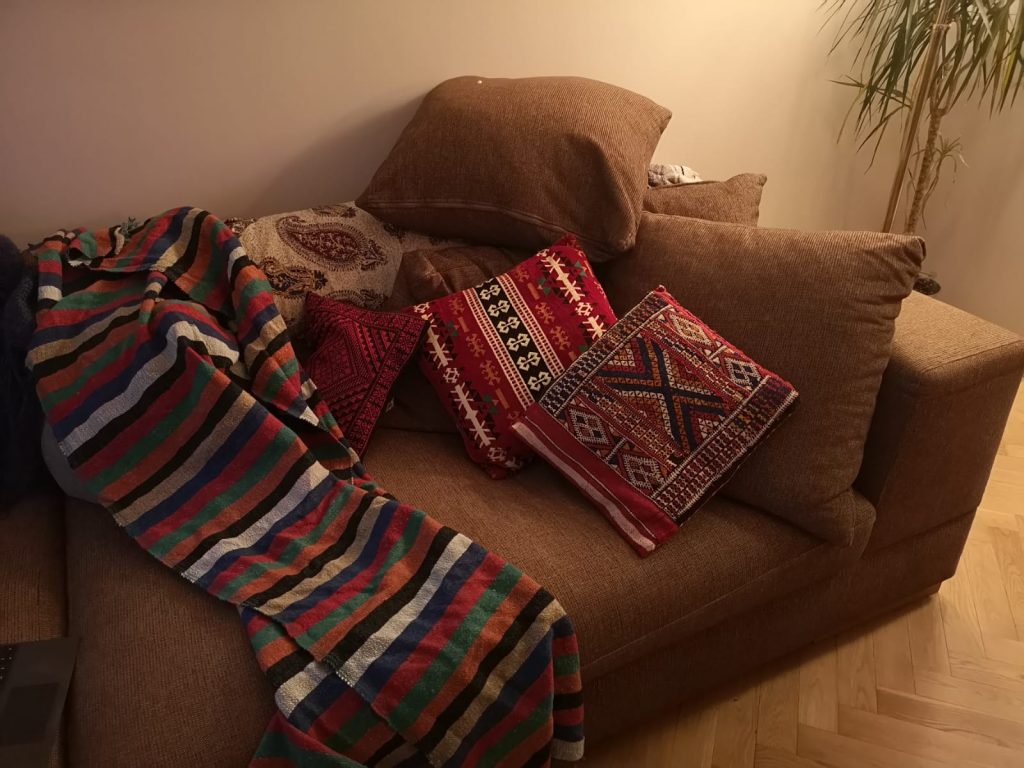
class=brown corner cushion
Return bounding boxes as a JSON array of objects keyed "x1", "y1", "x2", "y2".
[
  {"x1": 599, "y1": 213, "x2": 924, "y2": 543},
  {"x1": 382, "y1": 245, "x2": 530, "y2": 312},
  {"x1": 377, "y1": 244, "x2": 532, "y2": 437},
  {"x1": 643, "y1": 173, "x2": 767, "y2": 226},
  {"x1": 357, "y1": 76, "x2": 671, "y2": 260}
]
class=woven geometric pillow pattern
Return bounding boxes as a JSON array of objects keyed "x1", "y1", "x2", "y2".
[
  {"x1": 303, "y1": 292, "x2": 427, "y2": 456},
  {"x1": 513, "y1": 287, "x2": 798, "y2": 556},
  {"x1": 410, "y1": 235, "x2": 618, "y2": 478}
]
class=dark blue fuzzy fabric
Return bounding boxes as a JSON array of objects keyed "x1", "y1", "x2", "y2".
[{"x1": 1, "y1": 234, "x2": 45, "y2": 503}]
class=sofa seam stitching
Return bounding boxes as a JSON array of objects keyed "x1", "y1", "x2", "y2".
[{"x1": 892, "y1": 340, "x2": 1024, "y2": 397}]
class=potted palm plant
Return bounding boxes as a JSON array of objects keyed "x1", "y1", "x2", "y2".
[{"x1": 823, "y1": 0, "x2": 1023, "y2": 293}]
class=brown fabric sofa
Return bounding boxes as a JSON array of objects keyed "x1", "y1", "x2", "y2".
[{"x1": 2, "y1": 257, "x2": 1022, "y2": 767}]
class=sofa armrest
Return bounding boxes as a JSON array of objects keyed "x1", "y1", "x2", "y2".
[{"x1": 856, "y1": 292, "x2": 1024, "y2": 551}]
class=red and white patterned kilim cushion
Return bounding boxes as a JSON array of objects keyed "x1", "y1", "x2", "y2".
[{"x1": 410, "y1": 235, "x2": 617, "y2": 478}]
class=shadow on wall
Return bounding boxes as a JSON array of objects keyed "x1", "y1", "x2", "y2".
[
  {"x1": 934, "y1": 113, "x2": 1024, "y2": 250},
  {"x1": 923, "y1": 109, "x2": 1024, "y2": 334},
  {"x1": 240, "y1": 96, "x2": 423, "y2": 218}
]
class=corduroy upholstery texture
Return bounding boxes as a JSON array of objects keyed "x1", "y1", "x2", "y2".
[
  {"x1": 599, "y1": 214, "x2": 923, "y2": 543},
  {"x1": 64, "y1": 499, "x2": 275, "y2": 768},
  {"x1": 366, "y1": 427, "x2": 873, "y2": 679},
  {"x1": 642, "y1": 173, "x2": 767, "y2": 226},
  {"x1": 0, "y1": 488, "x2": 65, "y2": 643},
  {"x1": 857, "y1": 291, "x2": 1024, "y2": 550},
  {"x1": 358, "y1": 76, "x2": 671, "y2": 258}
]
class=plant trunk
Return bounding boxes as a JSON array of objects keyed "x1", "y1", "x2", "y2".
[{"x1": 905, "y1": 104, "x2": 942, "y2": 234}]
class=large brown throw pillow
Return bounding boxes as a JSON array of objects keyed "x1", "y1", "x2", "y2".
[
  {"x1": 643, "y1": 174, "x2": 767, "y2": 226},
  {"x1": 599, "y1": 213, "x2": 923, "y2": 543},
  {"x1": 357, "y1": 76, "x2": 671, "y2": 259}
]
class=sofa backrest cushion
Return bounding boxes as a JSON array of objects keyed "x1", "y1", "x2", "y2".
[
  {"x1": 643, "y1": 173, "x2": 767, "y2": 227},
  {"x1": 599, "y1": 213, "x2": 923, "y2": 543},
  {"x1": 357, "y1": 76, "x2": 671, "y2": 260}
]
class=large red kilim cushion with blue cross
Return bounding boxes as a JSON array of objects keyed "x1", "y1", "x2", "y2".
[
  {"x1": 513, "y1": 287, "x2": 799, "y2": 555},
  {"x1": 411, "y1": 235, "x2": 617, "y2": 478}
]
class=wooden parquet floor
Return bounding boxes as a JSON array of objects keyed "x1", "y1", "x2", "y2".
[{"x1": 587, "y1": 383, "x2": 1024, "y2": 767}]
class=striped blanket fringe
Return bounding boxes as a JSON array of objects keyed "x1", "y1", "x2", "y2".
[{"x1": 27, "y1": 208, "x2": 584, "y2": 767}]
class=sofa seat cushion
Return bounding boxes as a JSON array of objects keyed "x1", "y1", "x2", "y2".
[
  {"x1": 65, "y1": 499, "x2": 273, "y2": 768},
  {"x1": 367, "y1": 428, "x2": 874, "y2": 679},
  {"x1": 60, "y1": 432, "x2": 872, "y2": 766},
  {"x1": 0, "y1": 488, "x2": 66, "y2": 643}
]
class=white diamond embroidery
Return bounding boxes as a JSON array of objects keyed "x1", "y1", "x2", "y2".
[
  {"x1": 726, "y1": 357, "x2": 762, "y2": 388},
  {"x1": 568, "y1": 410, "x2": 609, "y2": 445},
  {"x1": 622, "y1": 454, "x2": 663, "y2": 492},
  {"x1": 668, "y1": 314, "x2": 711, "y2": 343}
]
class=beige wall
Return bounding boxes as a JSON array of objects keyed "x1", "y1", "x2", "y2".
[
  {"x1": 917, "y1": 108, "x2": 1024, "y2": 336},
  {"x1": 2, "y1": 0, "x2": 1021, "y2": 332}
]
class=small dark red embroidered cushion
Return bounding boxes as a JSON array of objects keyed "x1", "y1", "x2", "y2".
[
  {"x1": 513, "y1": 287, "x2": 798, "y2": 556},
  {"x1": 410, "y1": 235, "x2": 617, "y2": 478},
  {"x1": 303, "y1": 293, "x2": 427, "y2": 456}
]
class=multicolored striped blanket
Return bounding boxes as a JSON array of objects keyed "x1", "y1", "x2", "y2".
[{"x1": 27, "y1": 208, "x2": 584, "y2": 767}]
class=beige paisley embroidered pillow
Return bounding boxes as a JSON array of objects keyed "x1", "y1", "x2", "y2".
[{"x1": 233, "y1": 202, "x2": 455, "y2": 331}]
